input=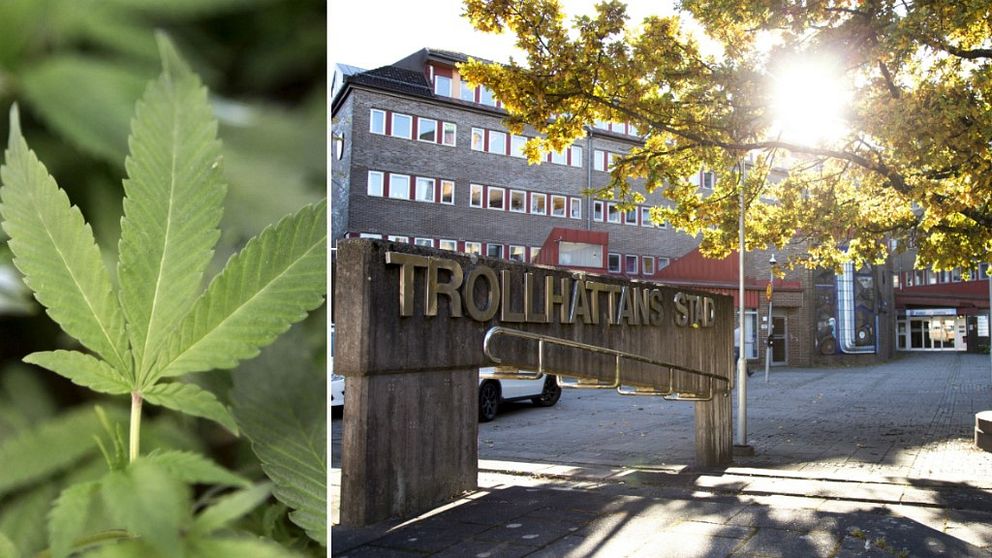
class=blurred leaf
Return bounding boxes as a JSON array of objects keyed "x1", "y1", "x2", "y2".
[
  {"x1": 20, "y1": 56, "x2": 150, "y2": 162},
  {"x1": 101, "y1": 0, "x2": 275, "y2": 19},
  {"x1": 232, "y1": 326, "x2": 326, "y2": 546},
  {"x1": 188, "y1": 537, "x2": 299, "y2": 558},
  {"x1": 143, "y1": 449, "x2": 249, "y2": 488},
  {"x1": 100, "y1": 459, "x2": 188, "y2": 557},
  {"x1": 48, "y1": 480, "x2": 99, "y2": 558},
  {"x1": 0, "y1": 264, "x2": 33, "y2": 315},
  {"x1": 143, "y1": 382, "x2": 238, "y2": 434},
  {"x1": 0, "y1": 482, "x2": 58, "y2": 557},
  {"x1": 79, "y1": 540, "x2": 153, "y2": 558},
  {"x1": 0, "y1": 531, "x2": 17, "y2": 558},
  {"x1": 0, "y1": 406, "x2": 104, "y2": 498},
  {"x1": 25, "y1": 350, "x2": 131, "y2": 395},
  {"x1": 0, "y1": 365, "x2": 55, "y2": 424},
  {"x1": 191, "y1": 482, "x2": 272, "y2": 535}
]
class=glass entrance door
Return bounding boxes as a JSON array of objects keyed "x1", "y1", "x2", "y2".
[{"x1": 771, "y1": 316, "x2": 787, "y2": 364}]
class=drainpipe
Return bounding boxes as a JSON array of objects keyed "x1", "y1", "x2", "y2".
[{"x1": 586, "y1": 129, "x2": 593, "y2": 230}]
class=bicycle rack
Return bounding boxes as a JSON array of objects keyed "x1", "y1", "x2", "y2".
[{"x1": 482, "y1": 326, "x2": 731, "y2": 401}]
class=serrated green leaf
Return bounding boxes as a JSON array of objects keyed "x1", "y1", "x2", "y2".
[
  {"x1": 0, "y1": 531, "x2": 18, "y2": 558},
  {"x1": 232, "y1": 328, "x2": 325, "y2": 545},
  {"x1": 191, "y1": 482, "x2": 272, "y2": 536},
  {"x1": 118, "y1": 36, "x2": 225, "y2": 384},
  {"x1": 143, "y1": 382, "x2": 238, "y2": 434},
  {"x1": 0, "y1": 406, "x2": 104, "y2": 498},
  {"x1": 25, "y1": 351, "x2": 131, "y2": 395},
  {"x1": 0, "y1": 106, "x2": 130, "y2": 373},
  {"x1": 188, "y1": 537, "x2": 299, "y2": 558},
  {"x1": 143, "y1": 450, "x2": 249, "y2": 487},
  {"x1": 48, "y1": 481, "x2": 99, "y2": 558},
  {"x1": 100, "y1": 460, "x2": 188, "y2": 558},
  {"x1": 20, "y1": 56, "x2": 150, "y2": 162},
  {"x1": 154, "y1": 200, "x2": 326, "y2": 379}
]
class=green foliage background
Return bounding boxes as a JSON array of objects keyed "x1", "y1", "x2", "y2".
[{"x1": 0, "y1": 1, "x2": 326, "y2": 555}]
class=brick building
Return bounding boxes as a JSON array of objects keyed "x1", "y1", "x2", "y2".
[{"x1": 331, "y1": 48, "x2": 913, "y2": 368}]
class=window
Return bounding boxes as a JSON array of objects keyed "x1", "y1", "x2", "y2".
[
  {"x1": 981, "y1": 263, "x2": 990, "y2": 280},
  {"x1": 479, "y1": 86, "x2": 496, "y2": 106},
  {"x1": 415, "y1": 177, "x2": 434, "y2": 202},
  {"x1": 593, "y1": 200, "x2": 604, "y2": 221},
  {"x1": 442, "y1": 122, "x2": 457, "y2": 146},
  {"x1": 487, "y1": 131, "x2": 507, "y2": 155},
  {"x1": 607, "y1": 152, "x2": 618, "y2": 170},
  {"x1": 511, "y1": 135, "x2": 527, "y2": 158},
  {"x1": 551, "y1": 195, "x2": 567, "y2": 217},
  {"x1": 569, "y1": 198, "x2": 582, "y2": 219},
  {"x1": 625, "y1": 255, "x2": 639, "y2": 274},
  {"x1": 440, "y1": 180, "x2": 454, "y2": 205},
  {"x1": 607, "y1": 203, "x2": 621, "y2": 223},
  {"x1": 530, "y1": 193, "x2": 547, "y2": 215},
  {"x1": 569, "y1": 146, "x2": 583, "y2": 167},
  {"x1": 657, "y1": 257, "x2": 670, "y2": 269},
  {"x1": 417, "y1": 118, "x2": 437, "y2": 142},
  {"x1": 471, "y1": 128, "x2": 485, "y2": 151},
  {"x1": 559, "y1": 242, "x2": 601, "y2": 267},
  {"x1": 509, "y1": 245, "x2": 526, "y2": 262},
  {"x1": 702, "y1": 171, "x2": 715, "y2": 189},
  {"x1": 464, "y1": 241, "x2": 481, "y2": 255},
  {"x1": 550, "y1": 149, "x2": 567, "y2": 165},
  {"x1": 928, "y1": 270, "x2": 938, "y2": 285},
  {"x1": 530, "y1": 247, "x2": 541, "y2": 263},
  {"x1": 510, "y1": 190, "x2": 526, "y2": 213},
  {"x1": 595, "y1": 120, "x2": 609, "y2": 130},
  {"x1": 593, "y1": 149, "x2": 605, "y2": 171},
  {"x1": 434, "y1": 75, "x2": 451, "y2": 97},
  {"x1": 893, "y1": 273, "x2": 900, "y2": 289},
  {"x1": 488, "y1": 186, "x2": 505, "y2": 210},
  {"x1": 952, "y1": 268, "x2": 961, "y2": 282},
  {"x1": 607, "y1": 253, "x2": 621, "y2": 273},
  {"x1": 643, "y1": 256, "x2": 655, "y2": 276},
  {"x1": 367, "y1": 170, "x2": 384, "y2": 197},
  {"x1": 359, "y1": 232, "x2": 382, "y2": 239},
  {"x1": 460, "y1": 81, "x2": 475, "y2": 101},
  {"x1": 470, "y1": 184, "x2": 484, "y2": 208},
  {"x1": 439, "y1": 239, "x2": 457, "y2": 251},
  {"x1": 624, "y1": 209, "x2": 638, "y2": 225},
  {"x1": 388, "y1": 174, "x2": 410, "y2": 200},
  {"x1": 743, "y1": 310, "x2": 758, "y2": 359},
  {"x1": 369, "y1": 109, "x2": 386, "y2": 134},
  {"x1": 387, "y1": 235, "x2": 409, "y2": 243},
  {"x1": 415, "y1": 237, "x2": 433, "y2": 247},
  {"x1": 628, "y1": 124, "x2": 639, "y2": 136},
  {"x1": 487, "y1": 243, "x2": 503, "y2": 258},
  {"x1": 641, "y1": 207, "x2": 653, "y2": 227},
  {"x1": 391, "y1": 113, "x2": 412, "y2": 139}
]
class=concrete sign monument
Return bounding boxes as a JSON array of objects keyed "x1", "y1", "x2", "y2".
[{"x1": 335, "y1": 239, "x2": 734, "y2": 526}]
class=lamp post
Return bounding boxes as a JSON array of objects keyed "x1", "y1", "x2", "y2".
[
  {"x1": 765, "y1": 254, "x2": 776, "y2": 382},
  {"x1": 735, "y1": 158, "x2": 751, "y2": 452}
]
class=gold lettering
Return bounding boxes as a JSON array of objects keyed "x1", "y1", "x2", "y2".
[
  {"x1": 617, "y1": 286, "x2": 639, "y2": 325},
  {"x1": 385, "y1": 252, "x2": 430, "y2": 316},
  {"x1": 500, "y1": 270, "x2": 526, "y2": 322},
  {"x1": 583, "y1": 281, "x2": 604, "y2": 325},
  {"x1": 701, "y1": 297, "x2": 714, "y2": 327},
  {"x1": 570, "y1": 280, "x2": 593, "y2": 324},
  {"x1": 464, "y1": 265, "x2": 500, "y2": 321},
  {"x1": 674, "y1": 292, "x2": 689, "y2": 326},
  {"x1": 649, "y1": 289, "x2": 664, "y2": 325},
  {"x1": 426, "y1": 258, "x2": 463, "y2": 317},
  {"x1": 634, "y1": 287, "x2": 651, "y2": 325},
  {"x1": 545, "y1": 276, "x2": 572, "y2": 324},
  {"x1": 524, "y1": 273, "x2": 548, "y2": 323}
]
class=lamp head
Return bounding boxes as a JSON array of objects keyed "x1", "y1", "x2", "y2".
[{"x1": 769, "y1": 254, "x2": 777, "y2": 266}]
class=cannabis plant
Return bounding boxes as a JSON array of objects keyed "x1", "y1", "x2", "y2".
[{"x1": 0, "y1": 36, "x2": 325, "y2": 557}]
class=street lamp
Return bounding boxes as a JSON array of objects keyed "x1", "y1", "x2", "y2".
[
  {"x1": 735, "y1": 158, "x2": 751, "y2": 453},
  {"x1": 765, "y1": 254, "x2": 776, "y2": 382}
]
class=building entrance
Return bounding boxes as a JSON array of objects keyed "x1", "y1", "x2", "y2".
[{"x1": 896, "y1": 311, "x2": 966, "y2": 351}]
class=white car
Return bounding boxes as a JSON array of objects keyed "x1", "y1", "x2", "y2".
[
  {"x1": 478, "y1": 369, "x2": 562, "y2": 422},
  {"x1": 331, "y1": 373, "x2": 345, "y2": 409}
]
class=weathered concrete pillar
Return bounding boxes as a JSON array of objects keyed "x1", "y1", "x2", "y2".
[
  {"x1": 341, "y1": 370, "x2": 477, "y2": 526},
  {"x1": 695, "y1": 392, "x2": 734, "y2": 467}
]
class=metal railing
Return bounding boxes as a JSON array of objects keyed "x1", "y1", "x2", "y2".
[{"x1": 482, "y1": 326, "x2": 731, "y2": 401}]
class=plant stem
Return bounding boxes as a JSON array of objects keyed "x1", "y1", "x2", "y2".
[{"x1": 129, "y1": 391, "x2": 142, "y2": 462}]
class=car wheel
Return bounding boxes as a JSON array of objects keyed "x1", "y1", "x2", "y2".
[
  {"x1": 532, "y1": 375, "x2": 561, "y2": 407},
  {"x1": 479, "y1": 380, "x2": 500, "y2": 422}
]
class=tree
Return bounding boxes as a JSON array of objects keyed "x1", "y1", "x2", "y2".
[{"x1": 460, "y1": 0, "x2": 992, "y2": 272}]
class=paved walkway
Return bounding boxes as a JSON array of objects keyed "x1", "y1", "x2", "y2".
[{"x1": 331, "y1": 352, "x2": 992, "y2": 557}]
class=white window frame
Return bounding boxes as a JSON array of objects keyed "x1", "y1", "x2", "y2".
[
  {"x1": 486, "y1": 243, "x2": 504, "y2": 259},
  {"x1": 369, "y1": 109, "x2": 386, "y2": 135},
  {"x1": 434, "y1": 75, "x2": 452, "y2": 97},
  {"x1": 607, "y1": 152, "x2": 618, "y2": 170},
  {"x1": 657, "y1": 257, "x2": 670, "y2": 270},
  {"x1": 487, "y1": 130, "x2": 507, "y2": 155},
  {"x1": 367, "y1": 170, "x2": 384, "y2": 197},
  {"x1": 607, "y1": 203, "x2": 621, "y2": 224},
  {"x1": 471, "y1": 128, "x2": 485, "y2": 151},
  {"x1": 509, "y1": 190, "x2": 526, "y2": 213},
  {"x1": 464, "y1": 241, "x2": 482, "y2": 255},
  {"x1": 487, "y1": 186, "x2": 506, "y2": 210},
  {"x1": 593, "y1": 149, "x2": 606, "y2": 171},
  {"x1": 625, "y1": 255, "x2": 639, "y2": 275},
  {"x1": 550, "y1": 195, "x2": 567, "y2": 217},
  {"x1": 359, "y1": 232, "x2": 382, "y2": 239},
  {"x1": 442, "y1": 122, "x2": 457, "y2": 146},
  {"x1": 417, "y1": 118, "x2": 437, "y2": 143},
  {"x1": 569, "y1": 145, "x2": 583, "y2": 168},
  {"x1": 624, "y1": 208, "x2": 638, "y2": 225},
  {"x1": 643, "y1": 256, "x2": 655, "y2": 276},
  {"x1": 387, "y1": 235, "x2": 410, "y2": 244},
  {"x1": 607, "y1": 253, "x2": 621, "y2": 273},
  {"x1": 414, "y1": 237, "x2": 434, "y2": 247},
  {"x1": 479, "y1": 86, "x2": 496, "y2": 106},
  {"x1": 641, "y1": 207, "x2": 653, "y2": 227},
  {"x1": 390, "y1": 113, "x2": 412, "y2": 139},
  {"x1": 569, "y1": 197, "x2": 582, "y2": 219},
  {"x1": 388, "y1": 173, "x2": 410, "y2": 200},
  {"x1": 530, "y1": 246, "x2": 541, "y2": 263},
  {"x1": 550, "y1": 149, "x2": 567, "y2": 165},
  {"x1": 702, "y1": 171, "x2": 715, "y2": 189},
  {"x1": 460, "y1": 81, "x2": 475, "y2": 102},
  {"x1": 593, "y1": 200, "x2": 604, "y2": 221},
  {"x1": 470, "y1": 184, "x2": 484, "y2": 208},
  {"x1": 509, "y1": 245, "x2": 526, "y2": 262},
  {"x1": 439, "y1": 239, "x2": 457, "y2": 251},
  {"x1": 510, "y1": 135, "x2": 527, "y2": 158},
  {"x1": 415, "y1": 177, "x2": 435, "y2": 202},
  {"x1": 440, "y1": 180, "x2": 455, "y2": 205},
  {"x1": 530, "y1": 193, "x2": 547, "y2": 215}
]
